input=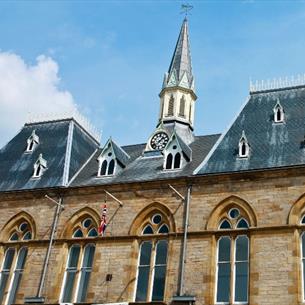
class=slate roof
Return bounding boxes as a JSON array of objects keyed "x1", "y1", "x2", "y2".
[
  {"x1": 70, "y1": 134, "x2": 220, "y2": 187},
  {"x1": 196, "y1": 85, "x2": 305, "y2": 175},
  {"x1": 0, "y1": 119, "x2": 98, "y2": 192}
]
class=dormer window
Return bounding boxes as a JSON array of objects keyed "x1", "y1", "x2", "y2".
[
  {"x1": 26, "y1": 130, "x2": 39, "y2": 152},
  {"x1": 165, "y1": 151, "x2": 181, "y2": 170},
  {"x1": 98, "y1": 157, "x2": 116, "y2": 176},
  {"x1": 33, "y1": 154, "x2": 47, "y2": 178},
  {"x1": 97, "y1": 138, "x2": 130, "y2": 178},
  {"x1": 238, "y1": 131, "x2": 250, "y2": 158},
  {"x1": 273, "y1": 99, "x2": 284, "y2": 123}
]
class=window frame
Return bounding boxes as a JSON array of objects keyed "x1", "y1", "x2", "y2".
[
  {"x1": 134, "y1": 238, "x2": 169, "y2": 303},
  {"x1": 5, "y1": 247, "x2": 28, "y2": 305},
  {"x1": 60, "y1": 243, "x2": 96, "y2": 304},
  {"x1": 215, "y1": 234, "x2": 249, "y2": 305},
  {"x1": 301, "y1": 231, "x2": 305, "y2": 302}
]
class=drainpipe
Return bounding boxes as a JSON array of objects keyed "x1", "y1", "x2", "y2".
[
  {"x1": 25, "y1": 195, "x2": 64, "y2": 303},
  {"x1": 178, "y1": 184, "x2": 192, "y2": 296}
]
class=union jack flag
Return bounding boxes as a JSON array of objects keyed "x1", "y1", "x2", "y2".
[{"x1": 98, "y1": 204, "x2": 107, "y2": 236}]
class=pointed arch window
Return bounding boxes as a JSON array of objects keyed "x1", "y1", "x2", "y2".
[
  {"x1": 167, "y1": 95, "x2": 174, "y2": 116},
  {"x1": 26, "y1": 130, "x2": 39, "y2": 153},
  {"x1": 33, "y1": 154, "x2": 47, "y2": 178},
  {"x1": 179, "y1": 96, "x2": 186, "y2": 117},
  {"x1": 215, "y1": 209, "x2": 249, "y2": 304},
  {"x1": 165, "y1": 152, "x2": 181, "y2": 170},
  {"x1": 273, "y1": 100, "x2": 284, "y2": 123},
  {"x1": 61, "y1": 217, "x2": 98, "y2": 303},
  {"x1": 0, "y1": 218, "x2": 32, "y2": 305},
  {"x1": 98, "y1": 158, "x2": 116, "y2": 177},
  {"x1": 135, "y1": 213, "x2": 169, "y2": 302},
  {"x1": 238, "y1": 131, "x2": 250, "y2": 158}
]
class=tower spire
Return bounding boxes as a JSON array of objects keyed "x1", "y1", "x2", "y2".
[{"x1": 164, "y1": 18, "x2": 194, "y2": 91}]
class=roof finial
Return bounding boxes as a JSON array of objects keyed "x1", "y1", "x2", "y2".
[{"x1": 181, "y1": 3, "x2": 193, "y2": 18}]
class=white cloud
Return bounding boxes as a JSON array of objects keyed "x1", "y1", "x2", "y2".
[{"x1": 0, "y1": 52, "x2": 78, "y2": 147}]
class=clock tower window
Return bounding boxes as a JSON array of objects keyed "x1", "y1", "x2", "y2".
[{"x1": 167, "y1": 96, "x2": 174, "y2": 116}]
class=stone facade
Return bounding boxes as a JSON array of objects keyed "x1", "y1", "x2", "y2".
[{"x1": 0, "y1": 166, "x2": 304, "y2": 305}]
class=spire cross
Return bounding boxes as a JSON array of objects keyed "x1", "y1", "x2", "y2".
[{"x1": 181, "y1": 3, "x2": 193, "y2": 17}]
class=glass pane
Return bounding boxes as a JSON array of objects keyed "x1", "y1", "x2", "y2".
[
  {"x1": 3, "y1": 249, "x2": 15, "y2": 270},
  {"x1": 302, "y1": 234, "x2": 305, "y2": 257},
  {"x1": 88, "y1": 228, "x2": 98, "y2": 237},
  {"x1": 83, "y1": 218, "x2": 92, "y2": 228},
  {"x1": 219, "y1": 220, "x2": 231, "y2": 230},
  {"x1": 73, "y1": 229, "x2": 83, "y2": 238},
  {"x1": 9, "y1": 232, "x2": 19, "y2": 241},
  {"x1": 62, "y1": 271, "x2": 76, "y2": 302},
  {"x1": 152, "y1": 214, "x2": 162, "y2": 225},
  {"x1": 158, "y1": 224, "x2": 169, "y2": 234},
  {"x1": 135, "y1": 266, "x2": 150, "y2": 301},
  {"x1": 7, "y1": 271, "x2": 22, "y2": 305},
  {"x1": 234, "y1": 262, "x2": 248, "y2": 302},
  {"x1": 82, "y1": 245, "x2": 95, "y2": 268},
  {"x1": 174, "y1": 153, "x2": 181, "y2": 169},
  {"x1": 16, "y1": 248, "x2": 27, "y2": 270},
  {"x1": 235, "y1": 236, "x2": 249, "y2": 261},
  {"x1": 76, "y1": 270, "x2": 91, "y2": 302},
  {"x1": 218, "y1": 237, "x2": 231, "y2": 262},
  {"x1": 237, "y1": 218, "x2": 249, "y2": 229},
  {"x1": 152, "y1": 265, "x2": 166, "y2": 301},
  {"x1": 155, "y1": 241, "x2": 168, "y2": 265},
  {"x1": 139, "y1": 242, "x2": 152, "y2": 265},
  {"x1": 302, "y1": 216, "x2": 305, "y2": 224},
  {"x1": 23, "y1": 231, "x2": 32, "y2": 240},
  {"x1": 108, "y1": 159, "x2": 115, "y2": 175},
  {"x1": 216, "y1": 263, "x2": 231, "y2": 303},
  {"x1": 229, "y1": 208, "x2": 240, "y2": 219},
  {"x1": 19, "y1": 223, "x2": 28, "y2": 232},
  {"x1": 0, "y1": 273, "x2": 9, "y2": 304},
  {"x1": 143, "y1": 225, "x2": 154, "y2": 235},
  {"x1": 68, "y1": 245, "x2": 81, "y2": 268}
]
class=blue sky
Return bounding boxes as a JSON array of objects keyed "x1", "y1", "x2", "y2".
[{"x1": 1, "y1": 0, "x2": 305, "y2": 146}]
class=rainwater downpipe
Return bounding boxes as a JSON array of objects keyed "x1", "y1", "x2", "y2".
[{"x1": 178, "y1": 184, "x2": 192, "y2": 296}]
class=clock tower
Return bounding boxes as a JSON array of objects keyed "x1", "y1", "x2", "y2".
[{"x1": 147, "y1": 18, "x2": 197, "y2": 152}]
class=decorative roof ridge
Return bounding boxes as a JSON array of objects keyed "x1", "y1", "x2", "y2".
[
  {"x1": 250, "y1": 74, "x2": 305, "y2": 94},
  {"x1": 26, "y1": 109, "x2": 101, "y2": 143}
]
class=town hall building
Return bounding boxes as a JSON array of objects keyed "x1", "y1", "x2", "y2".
[{"x1": 0, "y1": 17, "x2": 305, "y2": 305}]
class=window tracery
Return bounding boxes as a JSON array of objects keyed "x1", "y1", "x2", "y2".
[
  {"x1": 61, "y1": 216, "x2": 98, "y2": 303},
  {"x1": 135, "y1": 212, "x2": 169, "y2": 302},
  {"x1": 215, "y1": 208, "x2": 249, "y2": 304},
  {"x1": 0, "y1": 219, "x2": 32, "y2": 305}
]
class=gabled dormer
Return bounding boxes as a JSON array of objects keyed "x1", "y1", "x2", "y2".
[
  {"x1": 163, "y1": 131, "x2": 192, "y2": 170},
  {"x1": 238, "y1": 131, "x2": 250, "y2": 158},
  {"x1": 26, "y1": 130, "x2": 39, "y2": 153},
  {"x1": 33, "y1": 153, "x2": 47, "y2": 178},
  {"x1": 273, "y1": 99, "x2": 285, "y2": 123},
  {"x1": 97, "y1": 138, "x2": 130, "y2": 177}
]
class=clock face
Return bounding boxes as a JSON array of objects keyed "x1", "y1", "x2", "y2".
[{"x1": 150, "y1": 132, "x2": 169, "y2": 150}]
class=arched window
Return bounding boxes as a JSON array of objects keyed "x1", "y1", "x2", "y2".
[
  {"x1": 60, "y1": 217, "x2": 98, "y2": 303},
  {"x1": 179, "y1": 96, "x2": 186, "y2": 117},
  {"x1": 108, "y1": 159, "x2": 115, "y2": 175},
  {"x1": 215, "y1": 209, "x2": 249, "y2": 304},
  {"x1": 273, "y1": 100, "x2": 284, "y2": 123},
  {"x1": 238, "y1": 131, "x2": 250, "y2": 158},
  {"x1": 0, "y1": 219, "x2": 32, "y2": 305},
  {"x1": 167, "y1": 95, "x2": 174, "y2": 116},
  {"x1": 174, "y1": 153, "x2": 181, "y2": 169},
  {"x1": 135, "y1": 213, "x2": 169, "y2": 302},
  {"x1": 165, "y1": 153, "x2": 173, "y2": 170},
  {"x1": 33, "y1": 154, "x2": 47, "y2": 178},
  {"x1": 26, "y1": 130, "x2": 39, "y2": 153},
  {"x1": 99, "y1": 160, "x2": 107, "y2": 176}
]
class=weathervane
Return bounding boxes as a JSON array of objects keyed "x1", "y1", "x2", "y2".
[{"x1": 181, "y1": 3, "x2": 193, "y2": 17}]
